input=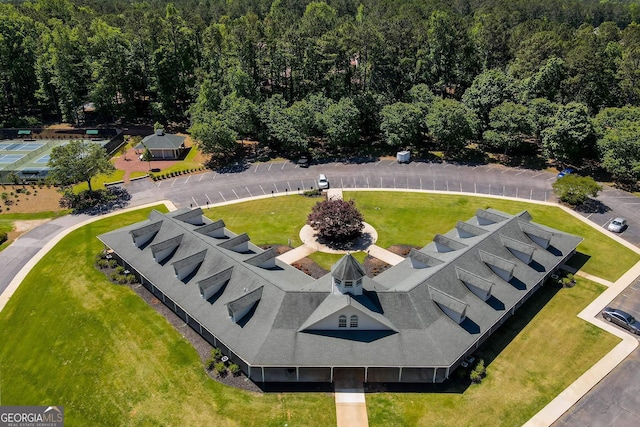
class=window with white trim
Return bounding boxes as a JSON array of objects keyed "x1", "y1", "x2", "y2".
[
  {"x1": 350, "y1": 315, "x2": 358, "y2": 328},
  {"x1": 338, "y1": 315, "x2": 347, "y2": 328}
]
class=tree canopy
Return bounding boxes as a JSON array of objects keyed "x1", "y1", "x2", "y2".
[
  {"x1": 47, "y1": 140, "x2": 115, "y2": 193},
  {"x1": 4, "y1": 0, "x2": 640, "y2": 186}
]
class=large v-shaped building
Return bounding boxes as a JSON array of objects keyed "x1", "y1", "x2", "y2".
[{"x1": 98, "y1": 206, "x2": 581, "y2": 384}]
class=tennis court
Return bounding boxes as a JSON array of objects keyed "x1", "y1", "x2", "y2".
[
  {"x1": 0, "y1": 154, "x2": 25, "y2": 163},
  {"x1": 0, "y1": 142, "x2": 45, "y2": 151},
  {"x1": 35, "y1": 155, "x2": 50, "y2": 164}
]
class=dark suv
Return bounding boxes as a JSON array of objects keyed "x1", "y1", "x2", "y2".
[{"x1": 602, "y1": 307, "x2": 640, "y2": 334}]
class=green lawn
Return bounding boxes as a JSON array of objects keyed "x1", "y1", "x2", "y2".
[
  {"x1": 0, "y1": 204, "x2": 336, "y2": 426},
  {"x1": 73, "y1": 169, "x2": 126, "y2": 192},
  {"x1": 367, "y1": 277, "x2": 618, "y2": 427},
  {"x1": 0, "y1": 211, "x2": 70, "y2": 251},
  {"x1": 207, "y1": 191, "x2": 639, "y2": 280},
  {"x1": 1, "y1": 192, "x2": 635, "y2": 426}
]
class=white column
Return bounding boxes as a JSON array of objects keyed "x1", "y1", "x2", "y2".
[
  {"x1": 398, "y1": 367, "x2": 402, "y2": 382},
  {"x1": 432, "y1": 368, "x2": 437, "y2": 382},
  {"x1": 296, "y1": 367, "x2": 299, "y2": 382},
  {"x1": 364, "y1": 367, "x2": 368, "y2": 383}
]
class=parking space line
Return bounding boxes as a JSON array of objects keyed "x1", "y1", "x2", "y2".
[
  {"x1": 184, "y1": 175, "x2": 191, "y2": 184},
  {"x1": 205, "y1": 194, "x2": 212, "y2": 205},
  {"x1": 245, "y1": 186, "x2": 252, "y2": 197},
  {"x1": 281, "y1": 162, "x2": 286, "y2": 170},
  {"x1": 531, "y1": 172, "x2": 544, "y2": 178},
  {"x1": 219, "y1": 191, "x2": 226, "y2": 202},
  {"x1": 268, "y1": 163, "x2": 273, "y2": 171},
  {"x1": 259, "y1": 185, "x2": 265, "y2": 194},
  {"x1": 232, "y1": 189, "x2": 239, "y2": 199},
  {"x1": 253, "y1": 164, "x2": 259, "y2": 172},
  {"x1": 375, "y1": 160, "x2": 382, "y2": 166}
]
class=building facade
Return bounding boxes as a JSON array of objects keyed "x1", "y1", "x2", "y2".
[{"x1": 98, "y1": 207, "x2": 582, "y2": 384}]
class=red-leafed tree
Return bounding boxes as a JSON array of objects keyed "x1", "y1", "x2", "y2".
[{"x1": 307, "y1": 199, "x2": 364, "y2": 242}]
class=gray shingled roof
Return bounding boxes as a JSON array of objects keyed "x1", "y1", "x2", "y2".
[
  {"x1": 98, "y1": 208, "x2": 582, "y2": 370},
  {"x1": 138, "y1": 132, "x2": 186, "y2": 150},
  {"x1": 455, "y1": 220, "x2": 488, "y2": 238},
  {"x1": 429, "y1": 286, "x2": 468, "y2": 317},
  {"x1": 218, "y1": 233, "x2": 250, "y2": 250}
]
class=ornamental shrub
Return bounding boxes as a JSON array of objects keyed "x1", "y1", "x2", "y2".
[{"x1": 306, "y1": 199, "x2": 364, "y2": 242}]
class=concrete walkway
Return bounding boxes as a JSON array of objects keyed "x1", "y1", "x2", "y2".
[
  {"x1": 334, "y1": 377, "x2": 369, "y2": 427},
  {"x1": 276, "y1": 244, "x2": 316, "y2": 264},
  {"x1": 367, "y1": 245, "x2": 405, "y2": 266}
]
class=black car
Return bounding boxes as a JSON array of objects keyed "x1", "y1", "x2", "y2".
[
  {"x1": 297, "y1": 156, "x2": 310, "y2": 168},
  {"x1": 602, "y1": 307, "x2": 640, "y2": 334}
]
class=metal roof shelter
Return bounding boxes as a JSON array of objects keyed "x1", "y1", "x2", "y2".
[{"x1": 99, "y1": 207, "x2": 582, "y2": 384}]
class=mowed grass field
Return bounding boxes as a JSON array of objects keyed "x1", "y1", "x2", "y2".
[
  {"x1": 0, "y1": 191, "x2": 635, "y2": 426},
  {"x1": 0, "y1": 204, "x2": 336, "y2": 426},
  {"x1": 209, "y1": 191, "x2": 639, "y2": 281}
]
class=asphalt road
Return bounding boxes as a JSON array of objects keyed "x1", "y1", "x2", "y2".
[{"x1": 126, "y1": 159, "x2": 640, "y2": 246}]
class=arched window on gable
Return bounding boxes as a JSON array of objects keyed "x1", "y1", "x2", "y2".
[
  {"x1": 350, "y1": 315, "x2": 358, "y2": 328},
  {"x1": 338, "y1": 315, "x2": 347, "y2": 328}
]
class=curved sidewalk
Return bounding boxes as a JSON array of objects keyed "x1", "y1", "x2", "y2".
[{"x1": 0, "y1": 200, "x2": 176, "y2": 313}]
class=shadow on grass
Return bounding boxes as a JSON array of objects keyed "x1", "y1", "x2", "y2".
[{"x1": 564, "y1": 252, "x2": 591, "y2": 272}]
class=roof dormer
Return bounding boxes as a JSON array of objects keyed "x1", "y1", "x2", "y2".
[
  {"x1": 218, "y1": 233, "x2": 250, "y2": 253},
  {"x1": 172, "y1": 207, "x2": 205, "y2": 225},
  {"x1": 226, "y1": 286, "x2": 263, "y2": 323},
  {"x1": 479, "y1": 250, "x2": 516, "y2": 282},
  {"x1": 245, "y1": 247, "x2": 277, "y2": 269},
  {"x1": 130, "y1": 220, "x2": 163, "y2": 247},
  {"x1": 456, "y1": 267, "x2": 493, "y2": 301},
  {"x1": 519, "y1": 221, "x2": 552, "y2": 249},
  {"x1": 194, "y1": 220, "x2": 226, "y2": 238},
  {"x1": 433, "y1": 234, "x2": 467, "y2": 253},
  {"x1": 198, "y1": 266, "x2": 233, "y2": 300},
  {"x1": 150, "y1": 234, "x2": 183, "y2": 263},
  {"x1": 500, "y1": 235, "x2": 535, "y2": 264},
  {"x1": 429, "y1": 286, "x2": 468, "y2": 324},
  {"x1": 476, "y1": 209, "x2": 508, "y2": 225},
  {"x1": 172, "y1": 249, "x2": 207, "y2": 281},
  {"x1": 408, "y1": 249, "x2": 444, "y2": 269}
]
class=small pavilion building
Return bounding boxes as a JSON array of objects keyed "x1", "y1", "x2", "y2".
[{"x1": 135, "y1": 129, "x2": 186, "y2": 160}]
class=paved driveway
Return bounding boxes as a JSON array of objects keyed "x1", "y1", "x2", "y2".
[
  {"x1": 125, "y1": 160, "x2": 640, "y2": 247},
  {"x1": 554, "y1": 276, "x2": 640, "y2": 427}
]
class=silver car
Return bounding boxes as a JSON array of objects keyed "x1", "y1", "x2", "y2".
[
  {"x1": 607, "y1": 217, "x2": 627, "y2": 233},
  {"x1": 317, "y1": 174, "x2": 329, "y2": 189}
]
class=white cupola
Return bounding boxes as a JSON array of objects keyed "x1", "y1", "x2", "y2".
[{"x1": 331, "y1": 253, "x2": 365, "y2": 296}]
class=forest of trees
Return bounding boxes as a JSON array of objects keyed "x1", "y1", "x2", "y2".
[{"x1": 2, "y1": 0, "x2": 640, "y2": 186}]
